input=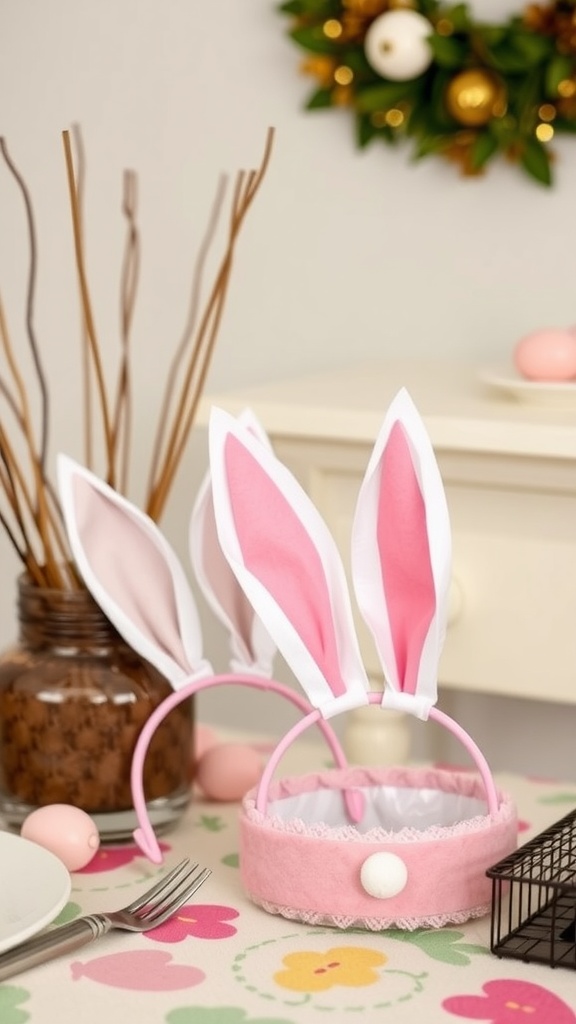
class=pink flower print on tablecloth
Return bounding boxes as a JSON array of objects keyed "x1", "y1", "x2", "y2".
[
  {"x1": 273, "y1": 946, "x2": 387, "y2": 993},
  {"x1": 77, "y1": 841, "x2": 171, "y2": 873},
  {"x1": 144, "y1": 904, "x2": 239, "y2": 942},
  {"x1": 71, "y1": 949, "x2": 204, "y2": 990},
  {"x1": 443, "y1": 979, "x2": 576, "y2": 1023}
]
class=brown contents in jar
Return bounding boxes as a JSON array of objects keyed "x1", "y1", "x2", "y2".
[
  {"x1": 0, "y1": 653, "x2": 192, "y2": 812},
  {"x1": 0, "y1": 574, "x2": 194, "y2": 818}
]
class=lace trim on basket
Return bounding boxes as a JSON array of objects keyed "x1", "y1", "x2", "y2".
[{"x1": 250, "y1": 895, "x2": 491, "y2": 932}]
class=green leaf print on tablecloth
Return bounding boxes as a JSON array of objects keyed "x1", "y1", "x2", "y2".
[
  {"x1": 386, "y1": 929, "x2": 488, "y2": 965},
  {"x1": 221, "y1": 853, "x2": 239, "y2": 868},
  {"x1": 0, "y1": 984, "x2": 30, "y2": 1024},
  {"x1": 52, "y1": 901, "x2": 82, "y2": 925},
  {"x1": 166, "y1": 1008, "x2": 295, "y2": 1024},
  {"x1": 538, "y1": 792, "x2": 576, "y2": 805},
  {"x1": 197, "y1": 815, "x2": 227, "y2": 832}
]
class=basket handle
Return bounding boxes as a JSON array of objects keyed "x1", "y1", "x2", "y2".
[{"x1": 254, "y1": 691, "x2": 500, "y2": 817}]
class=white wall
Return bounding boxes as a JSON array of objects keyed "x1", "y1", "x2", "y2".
[{"x1": 1, "y1": 0, "x2": 576, "y2": 780}]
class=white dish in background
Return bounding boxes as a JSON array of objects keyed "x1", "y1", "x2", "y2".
[
  {"x1": 0, "y1": 831, "x2": 71, "y2": 953},
  {"x1": 479, "y1": 366, "x2": 576, "y2": 408}
]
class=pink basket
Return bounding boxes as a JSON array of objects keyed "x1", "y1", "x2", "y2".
[{"x1": 240, "y1": 765, "x2": 517, "y2": 931}]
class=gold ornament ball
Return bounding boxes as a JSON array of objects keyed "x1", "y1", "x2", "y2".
[{"x1": 445, "y1": 69, "x2": 506, "y2": 127}]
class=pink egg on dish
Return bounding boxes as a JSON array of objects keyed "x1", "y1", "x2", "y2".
[
  {"x1": 21, "y1": 804, "x2": 100, "y2": 871},
  {"x1": 514, "y1": 328, "x2": 576, "y2": 382},
  {"x1": 195, "y1": 742, "x2": 263, "y2": 802}
]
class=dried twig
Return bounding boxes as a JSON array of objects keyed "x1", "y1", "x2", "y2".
[
  {"x1": 0, "y1": 125, "x2": 275, "y2": 589},
  {"x1": 0, "y1": 293, "x2": 65, "y2": 587},
  {"x1": 145, "y1": 172, "x2": 227, "y2": 505},
  {"x1": 70, "y1": 124, "x2": 94, "y2": 473},
  {"x1": 145, "y1": 127, "x2": 275, "y2": 520},
  {"x1": 62, "y1": 129, "x2": 116, "y2": 487},
  {"x1": 0, "y1": 137, "x2": 49, "y2": 470},
  {"x1": 114, "y1": 169, "x2": 139, "y2": 494}
]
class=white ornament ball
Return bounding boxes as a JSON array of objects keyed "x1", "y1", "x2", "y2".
[
  {"x1": 360, "y1": 851, "x2": 408, "y2": 899},
  {"x1": 364, "y1": 10, "x2": 433, "y2": 82}
]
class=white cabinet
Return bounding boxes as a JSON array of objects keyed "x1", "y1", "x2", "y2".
[{"x1": 200, "y1": 360, "x2": 576, "y2": 762}]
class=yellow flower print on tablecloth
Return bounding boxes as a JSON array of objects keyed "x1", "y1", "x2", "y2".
[{"x1": 274, "y1": 946, "x2": 387, "y2": 993}]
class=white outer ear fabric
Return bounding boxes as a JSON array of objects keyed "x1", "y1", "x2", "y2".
[
  {"x1": 189, "y1": 408, "x2": 276, "y2": 676},
  {"x1": 57, "y1": 454, "x2": 211, "y2": 689},
  {"x1": 351, "y1": 388, "x2": 452, "y2": 720},
  {"x1": 209, "y1": 407, "x2": 370, "y2": 718}
]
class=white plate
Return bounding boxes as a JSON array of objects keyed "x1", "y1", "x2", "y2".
[
  {"x1": 479, "y1": 366, "x2": 576, "y2": 408},
  {"x1": 0, "y1": 831, "x2": 71, "y2": 953}
]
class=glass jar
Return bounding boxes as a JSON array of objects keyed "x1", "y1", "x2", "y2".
[{"x1": 0, "y1": 575, "x2": 194, "y2": 839}]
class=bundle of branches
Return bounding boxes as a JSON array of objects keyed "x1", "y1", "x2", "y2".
[{"x1": 0, "y1": 126, "x2": 274, "y2": 590}]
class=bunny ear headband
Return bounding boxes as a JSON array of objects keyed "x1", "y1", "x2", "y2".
[
  {"x1": 59, "y1": 392, "x2": 517, "y2": 930},
  {"x1": 57, "y1": 412, "x2": 359, "y2": 863},
  {"x1": 209, "y1": 390, "x2": 497, "y2": 811}
]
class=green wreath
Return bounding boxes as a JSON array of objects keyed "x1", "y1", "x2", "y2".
[{"x1": 278, "y1": 0, "x2": 576, "y2": 185}]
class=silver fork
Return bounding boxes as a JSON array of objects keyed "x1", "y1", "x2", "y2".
[{"x1": 0, "y1": 858, "x2": 211, "y2": 981}]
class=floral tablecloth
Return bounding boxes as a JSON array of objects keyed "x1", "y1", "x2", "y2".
[{"x1": 2, "y1": 741, "x2": 576, "y2": 1024}]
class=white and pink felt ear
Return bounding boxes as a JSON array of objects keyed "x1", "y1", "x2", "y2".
[
  {"x1": 209, "y1": 407, "x2": 370, "y2": 719},
  {"x1": 57, "y1": 455, "x2": 211, "y2": 689},
  {"x1": 190, "y1": 409, "x2": 276, "y2": 676},
  {"x1": 351, "y1": 388, "x2": 451, "y2": 720}
]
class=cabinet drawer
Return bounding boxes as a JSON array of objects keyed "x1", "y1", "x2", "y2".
[{"x1": 442, "y1": 479, "x2": 576, "y2": 703}]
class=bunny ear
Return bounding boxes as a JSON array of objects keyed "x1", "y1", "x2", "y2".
[
  {"x1": 190, "y1": 407, "x2": 277, "y2": 675},
  {"x1": 57, "y1": 455, "x2": 209, "y2": 689},
  {"x1": 235, "y1": 406, "x2": 274, "y2": 448},
  {"x1": 209, "y1": 407, "x2": 370, "y2": 718},
  {"x1": 351, "y1": 388, "x2": 452, "y2": 720}
]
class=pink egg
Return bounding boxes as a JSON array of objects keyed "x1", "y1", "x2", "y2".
[
  {"x1": 193, "y1": 723, "x2": 220, "y2": 764},
  {"x1": 195, "y1": 743, "x2": 263, "y2": 802},
  {"x1": 21, "y1": 804, "x2": 100, "y2": 871},
  {"x1": 514, "y1": 328, "x2": 576, "y2": 382}
]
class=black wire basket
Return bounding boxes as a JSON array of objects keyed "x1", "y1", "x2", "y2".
[{"x1": 487, "y1": 808, "x2": 576, "y2": 971}]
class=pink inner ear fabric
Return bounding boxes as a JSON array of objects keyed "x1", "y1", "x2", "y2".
[
  {"x1": 377, "y1": 423, "x2": 435, "y2": 694},
  {"x1": 225, "y1": 435, "x2": 347, "y2": 696}
]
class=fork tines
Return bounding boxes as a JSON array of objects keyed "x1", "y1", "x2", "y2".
[
  {"x1": 129, "y1": 859, "x2": 196, "y2": 914},
  {"x1": 140, "y1": 862, "x2": 212, "y2": 927}
]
